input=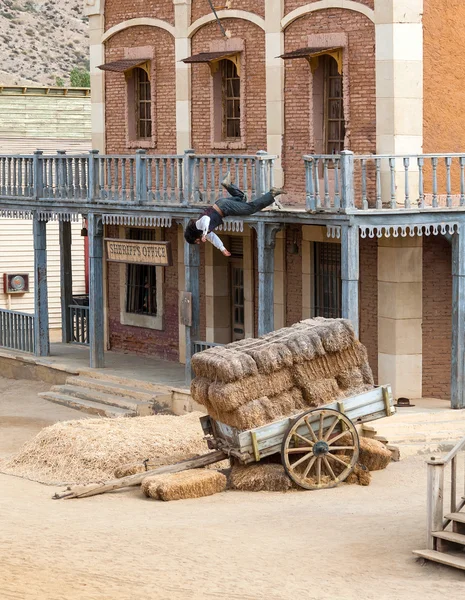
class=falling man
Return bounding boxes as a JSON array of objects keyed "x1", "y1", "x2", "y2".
[{"x1": 184, "y1": 173, "x2": 286, "y2": 256}]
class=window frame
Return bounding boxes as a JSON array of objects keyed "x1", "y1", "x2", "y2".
[
  {"x1": 323, "y1": 55, "x2": 345, "y2": 155},
  {"x1": 211, "y1": 55, "x2": 246, "y2": 150},
  {"x1": 126, "y1": 63, "x2": 156, "y2": 149},
  {"x1": 119, "y1": 226, "x2": 164, "y2": 330},
  {"x1": 311, "y1": 241, "x2": 342, "y2": 319}
]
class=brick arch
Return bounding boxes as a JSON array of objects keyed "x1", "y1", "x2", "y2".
[
  {"x1": 102, "y1": 18, "x2": 175, "y2": 43},
  {"x1": 282, "y1": 1, "x2": 375, "y2": 30},
  {"x1": 188, "y1": 10, "x2": 265, "y2": 38}
]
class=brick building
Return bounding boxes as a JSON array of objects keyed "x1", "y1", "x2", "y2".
[{"x1": 1, "y1": 0, "x2": 463, "y2": 407}]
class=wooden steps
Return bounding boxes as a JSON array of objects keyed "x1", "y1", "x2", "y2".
[
  {"x1": 39, "y1": 374, "x2": 173, "y2": 418},
  {"x1": 413, "y1": 512, "x2": 465, "y2": 572},
  {"x1": 412, "y1": 549, "x2": 465, "y2": 571}
]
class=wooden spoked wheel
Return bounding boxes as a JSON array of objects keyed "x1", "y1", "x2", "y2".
[{"x1": 281, "y1": 408, "x2": 359, "y2": 490}]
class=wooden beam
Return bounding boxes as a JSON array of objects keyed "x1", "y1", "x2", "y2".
[
  {"x1": 184, "y1": 217, "x2": 200, "y2": 384},
  {"x1": 451, "y1": 230, "x2": 465, "y2": 408},
  {"x1": 33, "y1": 214, "x2": 50, "y2": 356},
  {"x1": 59, "y1": 221, "x2": 73, "y2": 343},
  {"x1": 88, "y1": 213, "x2": 104, "y2": 368},
  {"x1": 341, "y1": 223, "x2": 359, "y2": 338}
]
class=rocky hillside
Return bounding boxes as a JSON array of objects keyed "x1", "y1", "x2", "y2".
[{"x1": 0, "y1": 0, "x2": 89, "y2": 87}]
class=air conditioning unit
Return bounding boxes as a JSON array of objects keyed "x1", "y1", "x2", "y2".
[{"x1": 3, "y1": 273, "x2": 30, "y2": 294}]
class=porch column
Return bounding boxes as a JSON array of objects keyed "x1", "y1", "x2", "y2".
[
  {"x1": 265, "y1": 0, "x2": 285, "y2": 186},
  {"x1": 378, "y1": 235, "x2": 423, "y2": 399},
  {"x1": 341, "y1": 224, "x2": 359, "y2": 338},
  {"x1": 254, "y1": 222, "x2": 281, "y2": 336},
  {"x1": 88, "y1": 213, "x2": 104, "y2": 368},
  {"x1": 451, "y1": 230, "x2": 465, "y2": 409},
  {"x1": 174, "y1": 0, "x2": 192, "y2": 152},
  {"x1": 375, "y1": 0, "x2": 423, "y2": 202},
  {"x1": 59, "y1": 220, "x2": 73, "y2": 343},
  {"x1": 184, "y1": 218, "x2": 200, "y2": 383},
  {"x1": 33, "y1": 214, "x2": 50, "y2": 357}
]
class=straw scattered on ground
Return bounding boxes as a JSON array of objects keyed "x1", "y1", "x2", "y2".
[
  {"x1": 142, "y1": 469, "x2": 227, "y2": 501},
  {"x1": 0, "y1": 413, "x2": 209, "y2": 485}
]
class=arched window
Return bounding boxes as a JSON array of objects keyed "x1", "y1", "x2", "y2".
[
  {"x1": 133, "y1": 67, "x2": 152, "y2": 140},
  {"x1": 324, "y1": 56, "x2": 345, "y2": 154},
  {"x1": 220, "y1": 59, "x2": 241, "y2": 140}
]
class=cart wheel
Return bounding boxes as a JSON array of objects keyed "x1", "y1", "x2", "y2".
[{"x1": 281, "y1": 408, "x2": 359, "y2": 490}]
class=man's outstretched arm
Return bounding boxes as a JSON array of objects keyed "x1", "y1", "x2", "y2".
[{"x1": 206, "y1": 232, "x2": 231, "y2": 256}]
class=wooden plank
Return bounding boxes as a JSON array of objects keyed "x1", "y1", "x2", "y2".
[
  {"x1": 427, "y1": 463, "x2": 445, "y2": 549},
  {"x1": 233, "y1": 386, "x2": 394, "y2": 456},
  {"x1": 341, "y1": 223, "x2": 359, "y2": 338},
  {"x1": 88, "y1": 214, "x2": 104, "y2": 368},
  {"x1": 53, "y1": 450, "x2": 227, "y2": 499},
  {"x1": 412, "y1": 549, "x2": 465, "y2": 571},
  {"x1": 59, "y1": 221, "x2": 73, "y2": 343},
  {"x1": 451, "y1": 232, "x2": 465, "y2": 408},
  {"x1": 33, "y1": 214, "x2": 49, "y2": 356}
]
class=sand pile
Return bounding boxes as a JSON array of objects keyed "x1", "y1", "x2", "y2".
[
  {"x1": 141, "y1": 469, "x2": 227, "y2": 501},
  {"x1": 191, "y1": 318, "x2": 374, "y2": 429},
  {"x1": 0, "y1": 413, "x2": 208, "y2": 485}
]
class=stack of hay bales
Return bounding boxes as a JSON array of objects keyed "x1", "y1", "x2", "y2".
[{"x1": 191, "y1": 318, "x2": 374, "y2": 430}]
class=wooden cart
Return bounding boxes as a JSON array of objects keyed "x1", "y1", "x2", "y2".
[
  {"x1": 200, "y1": 384, "x2": 395, "y2": 490},
  {"x1": 54, "y1": 385, "x2": 394, "y2": 499}
]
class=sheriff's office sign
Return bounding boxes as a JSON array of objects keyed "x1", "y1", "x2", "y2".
[{"x1": 105, "y1": 239, "x2": 173, "y2": 267}]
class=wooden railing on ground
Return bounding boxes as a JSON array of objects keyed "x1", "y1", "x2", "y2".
[{"x1": 0, "y1": 308, "x2": 35, "y2": 353}]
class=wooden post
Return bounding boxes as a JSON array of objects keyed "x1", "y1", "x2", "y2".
[
  {"x1": 33, "y1": 150, "x2": 43, "y2": 200},
  {"x1": 340, "y1": 150, "x2": 355, "y2": 210},
  {"x1": 184, "y1": 217, "x2": 200, "y2": 383},
  {"x1": 33, "y1": 214, "x2": 50, "y2": 356},
  {"x1": 59, "y1": 220, "x2": 73, "y2": 343},
  {"x1": 254, "y1": 222, "x2": 281, "y2": 336},
  {"x1": 451, "y1": 229, "x2": 465, "y2": 408},
  {"x1": 88, "y1": 213, "x2": 104, "y2": 368},
  {"x1": 87, "y1": 149, "x2": 99, "y2": 203},
  {"x1": 426, "y1": 460, "x2": 444, "y2": 549},
  {"x1": 341, "y1": 223, "x2": 359, "y2": 338},
  {"x1": 135, "y1": 149, "x2": 147, "y2": 203},
  {"x1": 183, "y1": 149, "x2": 195, "y2": 206},
  {"x1": 256, "y1": 150, "x2": 268, "y2": 197}
]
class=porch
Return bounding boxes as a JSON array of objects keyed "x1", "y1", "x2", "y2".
[{"x1": 1, "y1": 149, "x2": 465, "y2": 408}]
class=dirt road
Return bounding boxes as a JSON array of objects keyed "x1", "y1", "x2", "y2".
[{"x1": 0, "y1": 378, "x2": 463, "y2": 600}]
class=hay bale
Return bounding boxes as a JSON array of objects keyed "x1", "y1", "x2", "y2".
[
  {"x1": 336, "y1": 368, "x2": 365, "y2": 390},
  {"x1": 230, "y1": 463, "x2": 293, "y2": 492},
  {"x1": 1, "y1": 412, "x2": 208, "y2": 485},
  {"x1": 207, "y1": 369, "x2": 294, "y2": 413},
  {"x1": 220, "y1": 388, "x2": 304, "y2": 429},
  {"x1": 142, "y1": 469, "x2": 227, "y2": 501},
  {"x1": 358, "y1": 437, "x2": 392, "y2": 471},
  {"x1": 114, "y1": 463, "x2": 147, "y2": 478},
  {"x1": 346, "y1": 464, "x2": 371, "y2": 486},
  {"x1": 191, "y1": 347, "x2": 258, "y2": 382}
]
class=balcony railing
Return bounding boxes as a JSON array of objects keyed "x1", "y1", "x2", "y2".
[
  {"x1": 0, "y1": 149, "x2": 275, "y2": 207},
  {"x1": 304, "y1": 151, "x2": 465, "y2": 212},
  {"x1": 0, "y1": 308, "x2": 35, "y2": 353}
]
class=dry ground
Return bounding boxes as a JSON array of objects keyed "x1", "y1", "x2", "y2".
[{"x1": 0, "y1": 377, "x2": 464, "y2": 600}]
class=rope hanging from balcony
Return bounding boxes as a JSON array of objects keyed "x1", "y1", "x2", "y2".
[{"x1": 279, "y1": 46, "x2": 343, "y2": 74}]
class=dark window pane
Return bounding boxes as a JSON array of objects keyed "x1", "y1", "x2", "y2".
[
  {"x1": 328, "y1": 99, "x2": 342, "y2": 119},
  {"x1": 313, "y1": 242, "x2": 341, "y2": 318},
  {"x1": 125, "y1": 228, "x2": 157, "y2": 316}
]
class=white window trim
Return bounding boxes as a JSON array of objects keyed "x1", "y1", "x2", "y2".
[{"x1": 118, "y1": 226, "x2": 164, "y2": 330}]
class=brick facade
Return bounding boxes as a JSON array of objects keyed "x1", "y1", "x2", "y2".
[
  {"x1": 283, "y1": 9, "x2": 376, "y2": 199},
  {"x1": 191, "y1": 19, "x2": 267, "y2": 154},
  {"x1": 285, "y1": 0, "x2": 373, "y2": 13},
  {"x1": 107, "y1": 225, "x2": 180, "y2": 360},
  {"x1": 104, "y1": 0, "x2": 174, "y2": 31},
  {"x1": 422, "y1": 236, "x2": 452, "y2": 399},
  {"x1": 104, "y1": 26, "x2": 176, "y2": 155},
  {"x1": 285, "y1": 226, "x2": 303, "y2": 327},
  {"x1": 191, "y1": 0, "x2": 265, "y2": 22}
]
